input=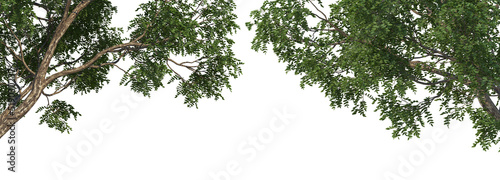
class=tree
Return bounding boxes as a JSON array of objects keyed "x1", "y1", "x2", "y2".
[
  {"x1": 247, "y1": 0, "x2": 500, "y2": 151},
  {"x1": 0, "y1": 0, "x2": 241, "y2": 138}
]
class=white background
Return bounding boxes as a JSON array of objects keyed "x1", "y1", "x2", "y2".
[{"x1": 2, "y1": 0, "x2": 500, "y2": 179}]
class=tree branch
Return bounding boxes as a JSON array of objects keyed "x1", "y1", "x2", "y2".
[
  {"x1": 166, "y1": 60, "x2": 185, "y2": 82},
  {"x1": 308, "y1": 0, "x2": 348, "y2": 37},
  {"x1": 406, "y1": 36, "x2": 456, "y2": 61},
  {"x1": 32, "y1": 2, "x2": 49, "y2": 11},
  {"x1": 167, "y1": 58, "x2": 197, "y2": 71},
  {"x1": 2, "y1": 0, "x2": 94, "y2": 124},
  {"x1": 1, "y1": 20, "x2": 36, "y2": 75},
  {"x1": 0, "y1": 40, "x2": 22, "y2": 63},
  {"x1": 44, "y1": 42, "x2": 148, "y2": 87},
  {"x1": 37, "y1": 0, "x2": 93, "y2": 81},
  {"x1": 478, "y1": 92, "x2": 500, "y2": 121},
  {"x1": 61, "y1": 0, "x2": 72, "y2": 22},
  {"x1": 43, "y1": 75, "x2": 77, "y2": 97},
  {"x1": 89, "y1": 62, "x2": 136, "y2": 80}
]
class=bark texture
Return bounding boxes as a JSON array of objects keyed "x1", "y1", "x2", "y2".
[{"x1": 0, "y1": 0, "x2": 92, "y2": 139}]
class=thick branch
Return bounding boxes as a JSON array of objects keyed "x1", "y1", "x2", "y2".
[
  {"x1": 411, "y1": 76, "x2": 450, "y2": 86},
  {"x1": 478, "y1": 93, "x2": 500, "y2": 121},
  {"x1": 61, "y1": 0, "x2": 72, "y2": 22},
  {"x1": 37, "y1": 0, "x2": 92, "y2": 81},
  {"x1": 32, "y1": 2, "x2": 49, "y2": 11},
  {"x1": 0, "y1": 0, "x2": 94, "y2": 137}
]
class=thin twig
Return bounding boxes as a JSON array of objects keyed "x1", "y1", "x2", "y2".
[
  {"x1": 1, "y1": 20, "x2": 36, "y2": 75},
  {"x1": 43, "y1": 75, "x2": 78, "y2": 96},
  {"x1": 166, "y1": 60, "x2": 185, "y2": 82}
]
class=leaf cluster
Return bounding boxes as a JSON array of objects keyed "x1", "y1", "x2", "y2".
[{"x1": 247, "y1": 0, "x2": 500, "y2": 151}]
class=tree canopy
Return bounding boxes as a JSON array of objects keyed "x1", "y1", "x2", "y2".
[
  {"x1": 2, "y1": 0, "x2": 500, "y2": 152},
  {"x1": 0, "y1": 0, "x2": 241, "y2": 137},
  {"x1": 247, "y1": 0, "x2": 500, "y2": 151}
]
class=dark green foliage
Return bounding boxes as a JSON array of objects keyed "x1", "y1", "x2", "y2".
[
  {"x1": 247, "y1": 0, "x2": 500, "y2": 151},
  {"x1": 36, "y1": 100, "x2": 81, "y2": 133},
  {"x1": 122, "y1": 0, "x2": 242, "y2": 107},
  {"x1": 1, "y1": 0, "x2": 242, "y2": 134}
]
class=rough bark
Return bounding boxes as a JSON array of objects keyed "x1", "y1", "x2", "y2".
[
  {"x1": 0, "y1": 0, "x2": 152, "y2": 139},
  {"x1": 0, "y1": 0, "x2": 92, "y2": 139}
]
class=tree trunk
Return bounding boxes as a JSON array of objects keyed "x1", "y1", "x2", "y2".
[
  {"x1": 0, "y1": 108, "x2": 18, "y2": 139},
  {"x1": 0, "y1": 0, "x2": 92, "y2": 139},
  {"x1": 0, "y1": 81, "x2": 44, "y2": 139}
]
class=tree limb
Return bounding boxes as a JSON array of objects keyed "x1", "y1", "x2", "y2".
[
  {"x1": 32, "y1": 2, "x2": 49, "y2": 11},
  {"x1": 307, "y1": 0, "x2": 348, "y2": 37},
  {"x1": 1, "y1": 20, "x2": 36, "y2": 75},
  {"x1": 2, "y1": 0, "x2": 93, "y2": 126},
  {"x1": 478, "y1": 92, "x2": 500, "y2": 121},
  {"x1": 168, "y1": 58, "x2": 196, "y2": 71},
  {"x1": 37, "y1": 0, "x2": 93, "y2": 81},
  {"x1": 406, "y1": 36, "x2": 456, "y2": 62},
  {"x1": 44, "y1": 42, "x2": 148, "y2": 87},
  {"x1": 166, "y1": 60, "x2": 185, "y2": 82},
  {"x1": 61, "y1": 0, "x2": 72, "y2": 22}
]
